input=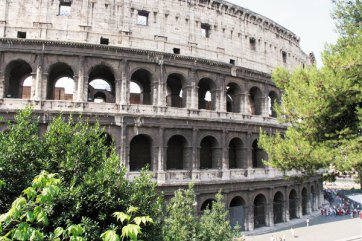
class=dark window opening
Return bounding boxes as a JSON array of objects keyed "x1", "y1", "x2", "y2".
[
  {"x1": 173, "y1": 48, "x2": 181, "y2": 54},
  {"x1": 130, "y1": 69, "x2": 152, "y2": 105},
  {"x1": 4, "y1": 60, "x2": 32, "y2": 99},
  {"x1": 59, "y1": 0, "x2": 71, "y2": 16},
  {"x1": 100, "y1": 37, "x2": 109, "y2": 45},
  {"x1": 137, "y1": 11, "x2": 149, "y2": 26},
  {"x1": 289, "y1": 190, "x2": 298, "y2": 219},
  {"x1": 250, "y1": 37, "x2": 256, "y2": 50},
  {"x1": 200, "y1": 136, "x2": 219, "y2": 169},
  {"x1": 88, "y1": 65, "x2": 116, "y2": 103},
  {"x1": 226, "y1": 83, "x2": 241, "y2": 113},
  {"x1": 282, "y1": 51, "x2": 287, "y2": 63},
  {"x1": 166, "y1": 73, "x2": 185, "y2": 108},
  {"x1": 130, "y1": 135, "x2": 152, "y2": 171},
  {"x1": 230, "y1": 59, "x2": 235, "y2": 65},
  {"x1": 254, "y1": 194, "x2": 267, "y2": 228},
  {"x1": 229, "y1": 138, "x2": 244, "y2": 169},
  {"x1": 273, "y1": 192, "x2": 284, "y2": 224},
  {"x1": 17, "y1": 31, "x2": 26, "y2": 39},
  {"x1": 201, "y1": 23, "x2": 211, "y2": 38},
  {"x1": 166, "y1": 135, "x2": 187, "y2": 170}
]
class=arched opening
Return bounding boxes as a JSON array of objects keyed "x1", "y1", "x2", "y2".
[
  {"x1": 130, "y1": 69, "x2": 152, "y2": 105},
  {"x1": 166, "y1": 73, "x2": 185, "y2": 108},
  {"x1": 249, "y1": 87, "x2": 263, "y2": 115},
  {"x1": 302, "y1": 188, "x2": 308, "y2": 215},
  {"x1": 166, "y1": 135, "x2": 187, "y2": 170},
  {"x1": 4, "y1": 60, "x2": 32, "y2": 99},
  {"x1": 252, "y1": 139, "x2": 267, "y2": 168},
  {"x1": 230, "y1": 196, "x2": 246, "y2": 230},
  {"x1": 268, "y1": 91, "x2": 279, "y2": 117},
  {"x1": 254, "y1": 194, "x2": 267, "y2": 228},
  {"x1": 289, "y1": 189, "x2": 298, "y2": 220},
  {"x1": 47, "y1": 63, "x2": 74, "y2": 100},
  {"x1": 311, "y1": 186, "x2": 316, "y2": 211},
  {"x1": 201, "y1": 199, "x2": 215, "y2": 211},
  {"x1": 200, "y1": 136, "x2": 219, "y2": 169},
  {"x1": 226, "y1": 83, "x2": 241, "y2": 113},
  {"x1": 229, "y1": 138, "x2": 245, "y2": 169},
  {"x1": 88, "y1": 65, "x2": 115, "y2": 103},
  {"x1": 101, "y1": 132, "x2": 114, "y2": 157},
  {"x1": 273, "y1": 192, "x2": 284, "y2": 224},
  {"x1": 198, "y1": 78, "x2": 216, "y2": 110},
  {"x1": 129, "y1": 135, "x2": 152, "y2": 171}
]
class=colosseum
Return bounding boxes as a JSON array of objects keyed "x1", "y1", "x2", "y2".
[{"x1": 0, "y1": 0, "x2": 322, "y2": 231}]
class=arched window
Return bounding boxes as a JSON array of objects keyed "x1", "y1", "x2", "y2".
[
  {"x1": 249, "y1": 87, "x2": 263, "y2": 115},
  {"x1": 198, "y1": 78, "x2": 216, "y2": 110},
  {"x1": 268, "y1": 91, "x2": 279, "y2": 117},
  {"x1": 230, "y1": 197, "x2": 246, "y2": 230},
  {"x1": 4, "y1": 60, "x2": 32, "y2": 99},
  {"x1": 201, "y1": 199, "x2": 215, "y2": 211},
  {"x1": 88, "y1": 65, "x2": 115, "y2": 103},
  {"x1": 166, "y1": 135, "x2": 187, "y2": 170},
  {"x1": 129, "y1": 135, "x2": 152, "y2": 171},
  {"x1": 166, "y1": 74, "x2": 186, "y2": 108},
  {"x1": 229, "y1": 138, "x2": 245, "y2": 169},
  {"x1": 302, "y1": 188, "x2": 308, "y2": 215},
  {"x1": 130, "y1": 69, "x2": 152, "y2": 105},
  {"x1": 47, "y1": 63, "x2": 74, "y2": 100},
  {"x1": 289, "y1": 189, "x2": 298, "y2": 220},
  {"x1": 254, "y1": 194, "x2": 267, "y2": 228},
  {"x1": 252, "y1": 139, "x2": 268, "y2": 168},
  {"x1": 273, "y1": 192, "x2": 284, "y2": 224},
  {"x1": 200, "y1": 136, "x2": 219, "y2": 169},
  {"x1": 226, "y1": 83, "x2": 241, "y2": 113}
]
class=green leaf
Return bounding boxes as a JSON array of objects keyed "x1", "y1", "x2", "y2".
[
  {"x1": 121, "y1": 224, "x2": 141, "y2": 240},
  {"x1": 53, "y1": 227, "x2": 64, "y2": 238},
  {"x1": 67, "y1": 224, "x2": 83, "y2": 237},
  {"x1": 25, "y1": 211, "x2": 35, "y2": 223},
  {"x1": 23, "y1": 187, "x2": 37, "y2": 200},
  {"x1": 113, "y1": 212, "x2": 130, "y2": 223},
  {"x1": 127, "y1": 206, "x2": 139, "y2": 214},
  {"x1": 100, "y1": 230, "x2": 120, "y2": 241}
]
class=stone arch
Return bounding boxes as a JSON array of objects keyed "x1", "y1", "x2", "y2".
[
  {"x1": 130, "y1": 69, "x2": 153, "y2": 105},
  {"x1": 273, "y1": 191, "x2": 284, "y2": 224},
  {"x1": 249, "y1": 86, "x2": 263, "y2": 115},
  {"x1": 166, "y1": 73, "x2": 186, "y2": 108},
  {"x1": 229, "y1": 196, "x2": 246, "y2": 229},
  {"x1": 200, "y1": 136, "x2": 219, "y2": 169},
  {"x1": 268, "y1": 91, "x2": 279, "y2": 117},
  {"x1": 252, "y1": 139, "x2": 267, "y2": 168},
  {"x1": 201, "y1": 198, "x2": 216, "y2": 211},
  {"x1": 229, "y1": 137, "x2": 245, "y2": 169},
  {"x1": 198, "y1": 78, "x2": 216, "y2": 110},
  {"x1": 166, "y1": 135, "x2": 187, "y2": 170},
  {"x1": 4, "y1": 59, "x2": 32, "y2": 99},
  {"x1": 46, "y1": 62, "x2": 75, "y2": 100},
  {"x1": 226, "y1": 82, "x2": 241, "y2": 113},
  {"x1": 302, "y1": 187, "x2": 308, "y2": 215},
  {"x1": 88, "y1": 65, "x2": 116, "y2": 103},
  {"x1": 289, "y1": 189, "x2": 298, "y2": 220},
  {"x1": 129, "y1": 134, "x2": 152, "y2": 171},
  {"x1": 254, "y1": 194, "x2": 267, "y2": 228}
]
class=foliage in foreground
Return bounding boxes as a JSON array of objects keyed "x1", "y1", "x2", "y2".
[
  {"x1": 0, "y1": 172, "x2": 153, "y2": 241},
  {"x1": 259, "y1": 0, "x2": 361, "y2": 185},
  {"x1": 0, "y1": 108, "x2": 163, "y2": 240},
  {"x1": 163, "y1": 184, "x2": 239, "y2": 241}
]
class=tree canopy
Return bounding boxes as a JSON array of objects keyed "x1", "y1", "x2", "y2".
[{"x1": 259, "y1": 0, "x2": 361, "y2": 184}]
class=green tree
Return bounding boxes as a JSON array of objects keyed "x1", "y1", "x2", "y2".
[
  {"x1": 259, "y1": 0, "x2": 361, "y2": 185},
  {"x1": 163, "y1": 184, "x2": 198, "y2": 241},
  {"x1": 0, "y1": 110, "x2": 164, "y2": 240},
  {"x1": 197, "y1": 192, "x2": 234, "y2": 241}
]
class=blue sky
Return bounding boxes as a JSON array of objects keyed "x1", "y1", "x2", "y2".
[{"x1": 227, "y1": 0, "x2": 339, "y2": 66}]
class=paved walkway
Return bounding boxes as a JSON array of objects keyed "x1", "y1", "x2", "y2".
[{"x1": 245, "y1": 213, "x2": 362, "y2": 241}]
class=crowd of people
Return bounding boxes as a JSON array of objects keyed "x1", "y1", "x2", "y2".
[{"x1": 321, "y1": 189, "x2": 362, "y2": 218}]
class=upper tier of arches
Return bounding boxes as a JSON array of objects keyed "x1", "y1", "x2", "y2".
[{"x1": 1, "y1": 57, "x2": 281, "y2": 118}]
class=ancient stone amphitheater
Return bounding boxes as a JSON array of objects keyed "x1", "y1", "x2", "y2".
[{"x1": 0, "y1": 0, "x2": 322, "y2": 231}]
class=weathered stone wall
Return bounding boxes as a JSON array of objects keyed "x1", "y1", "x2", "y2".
[{"x1": 0, "y1": 0, "x2": 309, "y2": 74}]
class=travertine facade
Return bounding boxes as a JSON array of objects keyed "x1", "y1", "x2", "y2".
[{"x1": 0, "y1": 0, "x2": 320, "y2": 231}]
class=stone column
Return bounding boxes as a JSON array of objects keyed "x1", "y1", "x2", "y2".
[
  {"x1": 222, "y1": 130, "x2": 230, "y2": 179},
  {"x1": 261, "y1": 94, "x2": 269, "y2": 116},
  {"x1": 247, "y1": 191, "x2": 254, "y2": 231},
  {"x1": 241, "y1": 91, "x2": 249, "y2": 114},
  {"x1": 157, "y1": 62, "x2": 166, "y2": 107},
  {"x1": 76, "y1": 56, "x2": 85, "y2": 102},
  {"x1": 268, "y1": 189, "x2": 274, "y2": 227},
  {"x1": 191, "y1": 128, "x2": 200, "y2": 179},
  {"x1": 284, "y1": 186, "x2": 290, "y2": 222},
  {"x1": 217, "y1": 75, "x2": 226, "y2": 112},
  {"x1": 120, "y1": 121, "x2": 128, "y2": 169},
  {"x1": 115, "y1": 78, "x2": 122, "y2": 104},
  {"x1": 189, "y1": 69, "x2": 198, "y2": 109},
  {"x1": 0, "y1": 1, "x2": 8, "y2": 38},
  {"x1": 120, "y1": 60, "x2": 129, "y2": 106},
  {"x1": 157, "y1": 127, "x2": 166, "y2": 183},
  {"x1": 0, "y1": 70, "x2": 4, "y2": 99},
  {"x1": 34, "y1": 54, "x2": 44, "y2": 101}
]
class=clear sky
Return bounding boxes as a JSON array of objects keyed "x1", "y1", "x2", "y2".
[{"x1": 227, "y1": 0, "x2": 339, "y2": 66}]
